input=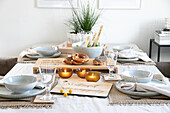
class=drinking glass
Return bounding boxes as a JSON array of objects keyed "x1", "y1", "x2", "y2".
[
  {"x1": 105, "y1": 50, "x2": 118, "y2": 77},
  {"x1": 39, "y1": 64, "x2": 57, "y2": 100}
]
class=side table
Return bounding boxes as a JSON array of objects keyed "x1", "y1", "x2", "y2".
[{"x1": 149, "y1": 39, "x2": 170, "y2": 62}]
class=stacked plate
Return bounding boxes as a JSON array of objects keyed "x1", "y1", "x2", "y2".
[
  {"x1": 112, "y1": 45, "x2": 139, "y2": 62},
  {"x1": 0, "y1": 75, "x2": 45, "y2": 99},
  {"x1": 26, "y1": 46, "x2": 61, "y2": 59},
  {"x1": 116, "y1": 70, "x2": 163, "y2": 96}
]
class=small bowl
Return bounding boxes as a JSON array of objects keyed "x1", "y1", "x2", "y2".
[
  {"x1": 72, "y1": 42, "x2": 103, "y2": 58},
  {"x1": 112, "y1": 46, "x2": 131, "y2": 52},
  {"x1": 4, "y1": 75, "x2": 38, "y2": 93},
  {"x1": 36, "y1": 47, "x2": 58, "y2": 56},
  {"x1": 120, "y1": 70, "x2": 153, "y2": 83},
  {"x1": 58, "y1": 68, "x2": 73, "y2": 78}
]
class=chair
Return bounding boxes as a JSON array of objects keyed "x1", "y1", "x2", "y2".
[
  {"x1": 0, "y1": 57, "x2": 17, "y2": 76},
  {"x1": 156, "y1": 62, "x2": 170, "y2": 78}
]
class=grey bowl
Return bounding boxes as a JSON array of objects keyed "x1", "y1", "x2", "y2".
[
  {"x1": 120, "y1": 70, "x2": 153, "y2": 83},
  {"x1": 36, "y1": 47, "x2": 58, "y2": 56},
  {"x1": 112, "y1": 46, "x2": 131, "y2": 52},
  {"x1": 4, "y1": 75, "x2": 38, "y2": 93},
  {"x1": 72, "y1": 42, "x2": 103, "y2": 58}
]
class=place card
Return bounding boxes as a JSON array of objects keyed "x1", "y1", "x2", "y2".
[{"x1": 103, "y1": 74, "x2": 121, "y2": 81}]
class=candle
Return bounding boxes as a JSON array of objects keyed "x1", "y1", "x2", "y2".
[
  {"x1": 85, "y1": 71, "x2": 100, "y2": 82},
  {"x1": 76, "y1": 68, "x2": 90, "y2": 78},
  {"x1": 58, "y1": 68, "x2": 73, "y2": 78}
]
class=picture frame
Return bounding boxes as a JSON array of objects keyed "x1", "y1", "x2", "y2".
[
  {"x1": 98, "y1": 0, "x2": 141, "y2": 10},
  {"x1": 36, "y1": 0, "x2": 79, "y2": 8}
]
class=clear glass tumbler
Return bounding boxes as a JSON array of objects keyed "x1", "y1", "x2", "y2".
[
  {"x1": 105, "y1": 50, "x2": 118, "y2": 77},
  {"x1": 39, "y1": 64, "x2": 57, "y2": 100}
]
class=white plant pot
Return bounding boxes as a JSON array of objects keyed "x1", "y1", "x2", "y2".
[{"x1": 67, "y1": 33, "x2": 82, "y2": 43}]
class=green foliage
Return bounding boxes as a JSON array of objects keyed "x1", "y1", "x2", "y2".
[{"x1": 67, "y1": 1, "x2": 101, "y2": 34}]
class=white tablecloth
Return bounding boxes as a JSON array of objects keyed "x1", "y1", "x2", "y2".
[{"x1": 2, "y1": 63, "x2": 170, "y2": 113}]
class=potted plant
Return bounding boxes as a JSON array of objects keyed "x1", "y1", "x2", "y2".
[{"x1": 66, "y1": 1, "x2": 101, "y2": 43}]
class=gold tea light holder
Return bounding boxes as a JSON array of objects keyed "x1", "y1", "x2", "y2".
[
  {"x1": 76, "y1": 68, "x2": 90, "y2": 78},
  {"x1": 85, "y1": 71, "x2": 100, "y2": 82},
  {"x1": 58, "y1": 68, "x2": 73, "y2": 78}
]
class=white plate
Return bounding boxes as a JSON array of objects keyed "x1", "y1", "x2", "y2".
[
  {"x1": 112, "y1": 46, "x2": 131, "y2": 52},
  {"x1": 0, "y1": 86, "x2": 45, "y2": 99},
  {"x1": 116, "y1": 80, "x2": 163, "y2": 97},
  {"x1": 26, "y1": 51, "x2": 61, "y2": 59},
  {"x1": 117, "y1": 57, "x2": 139, "y2": 62}
]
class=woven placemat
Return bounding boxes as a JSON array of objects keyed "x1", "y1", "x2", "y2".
[
  {"x1": 0, "y1": 98, "x2": 52, "y2": 109},
  {"x1": 109, "y1": 83, "x2": 170, "y2": 104},
  {"x1": 117, "y1": 61, "x2": 155, "y2": 65}
]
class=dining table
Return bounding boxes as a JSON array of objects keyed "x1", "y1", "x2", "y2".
[{"x1": 1, "y1": 62, "x2": 169, "y2": 113}]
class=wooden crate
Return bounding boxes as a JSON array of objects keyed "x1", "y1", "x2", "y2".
[
  {"x1": 33, "y1": 58, "x2": 108, "y2": 74},
  {"x1": 57, "y1": 41, "x2": 73, "y2": 54},
  {"x1": 57, "y1": 41, "x2": 105, "y2": 55}
]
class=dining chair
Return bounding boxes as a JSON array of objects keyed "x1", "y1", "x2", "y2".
[
  {"x1": 156, "y1": 62, "x2": 170, "y2": 78},
  {"x1": 0, "y1": 57, "x2": 17, "y2": 76}
]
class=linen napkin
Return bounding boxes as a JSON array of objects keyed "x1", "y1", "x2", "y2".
[
  {"x1": 120, "y1": 76, "x2": 170, "y2": 97},
  {"x1": 118, "y1": 49, "x2": 152, "y2": 62},
  {"x1": 17, "y1": 48, "x2": 40, "y2": 62}
]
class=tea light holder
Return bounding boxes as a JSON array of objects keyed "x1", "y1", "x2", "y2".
[
  {"x1": 85, "y1": 71, "x2": 100, "y2": 82},
  {"x1": 76, "y1": 68, "x2": 90, "y2": 78},
  {"x1": 58, "y1": 68, "x2": 73, "y2": 78}
]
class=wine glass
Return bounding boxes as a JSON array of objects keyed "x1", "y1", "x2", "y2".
[
  {"x1": 39, "y1": 64, "x2": 57, "y2": 100},
  {"x1": 105, "y1": 50, "x2": 118, "y2": 78}
]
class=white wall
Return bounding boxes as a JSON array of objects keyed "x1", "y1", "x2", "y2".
[{"x1": 0, "y1": 0, "x2": 170, "y2": 62}]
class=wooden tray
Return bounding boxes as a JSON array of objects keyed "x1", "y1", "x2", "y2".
[
  {"x1": 57, "y1": 41, "x2": 73, "y2": 54},
  {"x1": 33, "y1": 58, "x2": 108, "y2": 74},
  {"x1": 51, "y1": 79, "x2": 113, "y2": 98}
]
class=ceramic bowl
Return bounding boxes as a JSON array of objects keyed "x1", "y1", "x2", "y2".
[
  {"x1": 112, "y1": 46, "x2": 131, "y2": 52},
  {"x1": 4, "y1": 75, "x2": 38, "y2": 93},
  {"x1": 36, "y1": 47, "x2": 58, "y2": 56},
  {"x1": 72, "y1": 42, "x2": 103, "y2": 58},
  {"x1": 120, "y1": 70, "x2": 153, "y2": 83}
]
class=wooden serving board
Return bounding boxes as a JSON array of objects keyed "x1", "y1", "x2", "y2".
[
  {"x1": 51, "y1": 79, "x2": 113, "y2": 98},
  {"x1": 33, "y1": 58, "x2": 108, "y2": 74}
]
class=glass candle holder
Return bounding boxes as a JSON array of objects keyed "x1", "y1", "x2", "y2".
[
  {"x1": 76, "y1": 68, "x2": 90, "y2": 78},
  {"x1": 85, "y1": 71, "x2": 100, "y2": 82},
  {"x1": 58, "y1": 68, "x2": 73, "y2": 78}
]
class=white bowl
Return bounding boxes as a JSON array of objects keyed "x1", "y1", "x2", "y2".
[
  {"x1": 36, "y1": 47, "x2": 58, "y2": 56},
  {"x1": 120, "y1": 70, "x2": 153, "y2": 83},
  {"x1": 112, "y1": 46, "x2": 131, "y2": 52},
  {"x1": 72, "y1": 42, "x2": 103, "y2": 58},
  {"x1": 4, "y1": 75, "x2": 38, "y2": 93}
]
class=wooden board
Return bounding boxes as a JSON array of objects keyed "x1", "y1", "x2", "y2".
[
  {"x1": 33, "y1": 58, "x2": 108, "y2": 74},
  {"x1": 51, "y1": 79, "x2": 113, "y2": 98}
]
